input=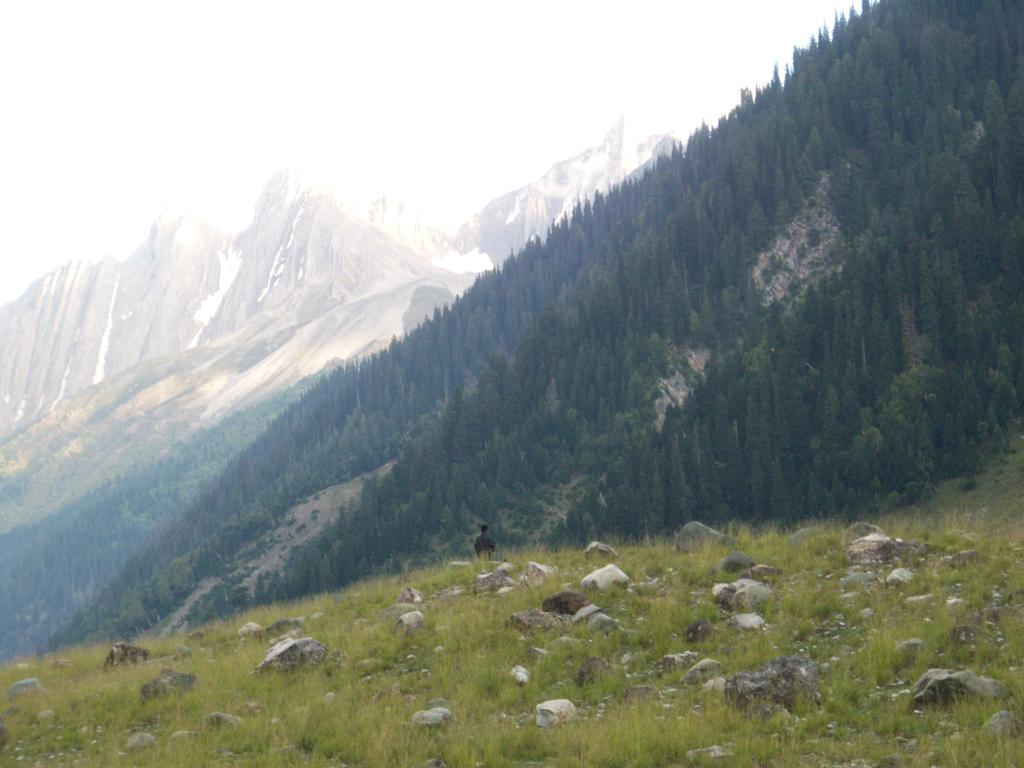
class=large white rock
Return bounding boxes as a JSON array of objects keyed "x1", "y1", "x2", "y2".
[
  {"x1": 411, "y1": 707, "x2": 452, "y2": 727},
  {"x1": 237, "y1": 621, "x2": 264, "y2": 638},
  {"x1": 396, "y1": 610, "x2": 425, "y2": 634},
  {"x1": 521, "y1": 561, "x2": 557, "y2": 587},
  {"x1": 580, "y1": 564, "x2": 630, "y2": 591},
  {"x1": 730, "y1": 613, "x2": 766, "y2": 631},
  {"x1": 536, "y1": 699, "x2": 577, "y2": 728}
]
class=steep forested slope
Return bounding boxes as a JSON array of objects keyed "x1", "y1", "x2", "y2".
[
  {"x1": 60, "y1": 0, "x2": 1024, "y2": 646},
  {"x1": 263, "y1": 0, "x2": 1024, "y2": 599},
  {"x1": 0, "y1": 394, "x2": 288, "y2": 658}
]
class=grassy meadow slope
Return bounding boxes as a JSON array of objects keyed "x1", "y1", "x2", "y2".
[{"x1": 2, "y1": 450, "x2": 1024, "y2": 767}]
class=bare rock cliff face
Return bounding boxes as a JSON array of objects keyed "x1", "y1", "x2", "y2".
[{"x1": 0, "y1": 172, "x2": 465, "y2": 440}]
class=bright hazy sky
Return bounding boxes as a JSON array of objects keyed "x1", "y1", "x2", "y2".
[{"x1": 0, "y1": 0, "x2": 849, "y2": 304}]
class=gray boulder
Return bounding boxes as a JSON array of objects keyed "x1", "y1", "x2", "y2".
[
  {"x1": 126, "y1": 732, "x2": 156, "y2": 751},
  {"x1": 984, "y1": 710, "x2": 1019, "y2": 738},
  {"x1": 140, "y1": 670, "x2": 197, "y2": 702},
  {"x1": 584, "y1": 541, "x2": 619, "y2": 560},
  {"x1": 255, "y1": 637, "x2": 327, "y2": 672},
  {"x1": 685, "y1": 619, "x2": 715, "y2": 643},
  {"x1": 396, "y1": 587, "x2": 423, "y2": 604},
  {"x1": 912, "y1": 669, "x2": 1006, "y2": 707},
  {"x1": 7, "y1": 678, "x2": 42, "y2": 700},
  {"x1": 587, "y1": 612, "x2": 620, "y2": 632},
  {"x1": 730, "y1": 613, "x2": 766, "y2": 630},
  {"x1": 411, "y1": 707, "x2": 452, "y2": 727},
  {"x1": 713, "y1": 551, "x2": 755, "y2": 573},
  {"x1": 575, "y1": 656, "x2": 612, "y2": 686},
  {"x1": 842, "y1": 521, "x2": 886, "y2": 544},
  {"x1": 675, "y1": 521, "x2": 736, "y2": 552},
  {"x1": 395, "y1": 611, "x2": 425, "y2": 635},
  {"x1": 509, "y1": 608, "x2": 569, "y2": 632},
  {"x1": 713, "y1": 578, "x2": 772, "y2": 611},
  {"x1": 682, "y1": 658, "x2": 722, "y2": 685},
  {"x1": 661, "y1": 651, "x2": 702, "y2": 672},
  {"x1": 205, "y1": 712, "x2": 243, "y2": 728},
  {"x1": 474, "y1": 565, "x2": 515, "y2": 592},
  {"x1": 724, "y1": 655, "x2": 821, "y2": 712},
  {"x1": 542, "y1": 590, "x2": 590, "y2": 615},
  {"x1": 846, "y1": 532, "x2": 925, "y2": 565}
]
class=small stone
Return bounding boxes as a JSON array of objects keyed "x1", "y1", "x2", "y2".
[
  {"x1": 527, "y1": 646, "x2": 549, "y2": 658},
  {"x1": 475, "y1": 566, "x2": 515, "y2": 592},
  {"x1": 912, "y1": 669, "x2": 1006, "y2": 707},
  {"x1": 950, "y1": 625, "x2": 978, "y2": 645},
  {"x1": 661, "y1": 652, "x2": 701, "y2": 671},
  {"x1": 703, "y1": 676, "x2": 726, "y2": 692},
  {"x1": 674, "y1": 521, "x2": 736, "y2": 551},
  {"x1": 685, "y1": 619, "x2": 714, "y2": 643},
  {"x1": 842, "y1": 521, "x2": 886, "y2": 544},
  {"x1": 256, "y1": 637, "x2": 328, "y2": 671},
  {"x1": 510, "y1": 665, "x2": 530, "y2": 685},
  {"x1": 536, "y1": 699, "x2": 576, "y2": 727},
  {"x1": 686, "y1": 745, "x2": 732, "y2": 760},
  {"x1": 895, "y1": 638, "x2": 925, "y2": 658},
  {"x1": 509, "y1": 608, "x2": 569, "y2": 632},
  {"x1": 788, "y1": 527, "x2": 819, "y2": 546},
  {"x1": 543, "y1": 590, "x2": 590, "y2": 615},
  {"x1": 886, "y1": 567, "x2": 914, "y2": 585},
  {"x1": 126, "y1": 731, "x2": 156, "y2": 751},
  {"x1": 724, "y1": 655, "x2": 821, "y2": 712},
  {"x1": 730, "y1": 613, "x2": 766, "y2": 630},
  {"x1": 572, "y1": 603, "x2": 604, "y2": 623},
  {"x1": 580, "y1": 564, "x2": 630, "y2": 591},
  {"x1": 741, "y1": 564, "x2": 783, "y2": 580},
  {"x1": 7, "y1": 678, "x2": 42, "y2": 700},
  {"x1": 396, "y1": 611, "x2": 426, "y2": 634},
  {"x1": 682, "y1": 658, "x2": 722, "y2": 685},
  {"x1": 950, "y1": 549, "x2": 981, "y2": 567},
  {"x1": 860, "y1": 608, "x2": 875, "y2": 619},
  {"x1": 265, "y1": 617, "x2": 304, "y2": 636},
  {"x1": 840, "y1": 570, "x2": 878, "y2": 588},
  {"x1": 170, "y1": 730, "x2": 199, "y2": 739},
  {"x1": 623, "y1": 685, "x2": 658, "y2": 702},
  {"x1": 575, "y1": 656, "x2": 612, "y2": 686},
  {"x1": 584, "y1": 541, "x2": 619, "y2": 560},
  {"x1": 587, "y1": 612, "x2": 620, "y2": 632},
  {"x1": 103, "y1": 642, "x2": 150, "y2": 669},
  {"x1": 984, "y1": 710, "x2": 1019, "y2": 738},
  {"x1": 237, "y1": 621, "x2": 264, "y2": 638},
  {"x1": 324, "y1": 692, "x2": 337, "y2": 703},
  {"x1": 397, "y1": 587, "x2": 423, "y2": 604},
  {"x1": 205, "y1": 711, "x2": 243, "y2": 728},
  {"x1": 521, "y1": 562, "x2": 557, "y2": 586},
  {"x1": 411, "y1": 707, "x2": 452, "y2": 727},
  {"x1": 713, "y1": 551, "x2": 755, "y2": 573},
  {"x1": 905, "y1": 594, "x2": 935, "y2": 606},
  {"x1": 140, "y1": 669, "x2": 197, "y2": 701},
  {"x1": 240, "y1": 700, "x2": 261, "y2": 715}
]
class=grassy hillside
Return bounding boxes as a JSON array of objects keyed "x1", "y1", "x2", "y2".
[{"x1": 3, "y1": 457, "x2": 1024, "y2": 767}]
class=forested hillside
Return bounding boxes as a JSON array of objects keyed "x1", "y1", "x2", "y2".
[
  {"x1": 59, "y1": 0, "x2": 1024, "y2": 647},
  {"x1": 0, "y1": 394, "x2": 289, "y2": 659}
]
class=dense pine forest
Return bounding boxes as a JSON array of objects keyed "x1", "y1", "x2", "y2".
[
  {"x1": 0, "y1": 396, "x2": 288, "y2": 658},
  {"x1": 57, "y1": 0, "x2": 1024, "y2": 647}
]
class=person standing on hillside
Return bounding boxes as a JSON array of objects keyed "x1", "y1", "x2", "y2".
[{"x1": 474, "y1": 524, "x2": 496, "y2": 560}]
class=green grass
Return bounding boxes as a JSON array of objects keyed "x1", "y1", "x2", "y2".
[{"x1": 3, "y1": 464, "x2": 1024, "y2": 766}]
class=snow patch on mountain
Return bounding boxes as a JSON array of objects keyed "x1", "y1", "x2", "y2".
[
  {"x1": 91, "y1": 274, "x2": 119, "y2": 385},
  {"x1": 189, "y1": 247, "x2": 243, "y2": 349},
  {"x1": 432, "y1": 247, "x2": 493, "y2": 274}
]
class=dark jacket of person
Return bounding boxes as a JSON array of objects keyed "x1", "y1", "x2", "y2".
[{"x1": 474, "y1": 525, "x2": 496, "y2": 558}]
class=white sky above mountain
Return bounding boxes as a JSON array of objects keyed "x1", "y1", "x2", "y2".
[{"x1": 0, "y1": 0, "x2": 849, "y2": 304}]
